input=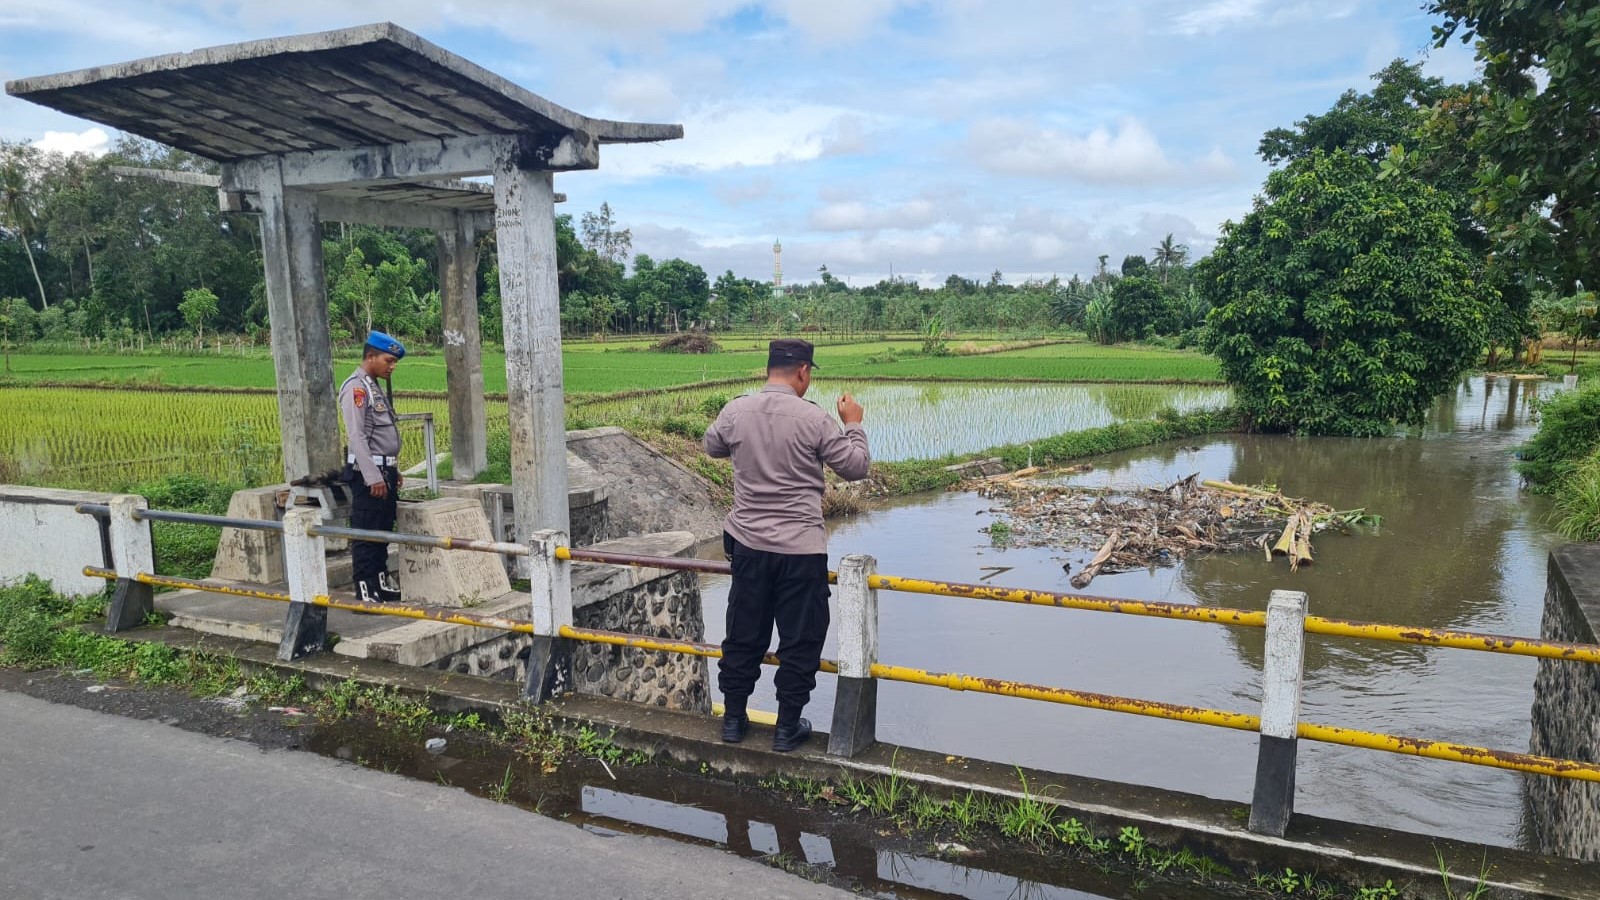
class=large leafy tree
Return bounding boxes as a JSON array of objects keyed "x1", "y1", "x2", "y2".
[
  {"x1": 1263, "y1": 57, "x2": 1534, "y2": 362},
  {"x1": 0, "y1": 142, "x2": 49, "y2": 309},
  {"x1": 1199, "y1": 151, "x2": 1493, "y2": 436},
  {"x1": 1258, "y1": 59, "x2": 1456, "y2": 165},
  {"x1": 1427, "y1": 1, "x2": 1600, "y2": 294}
]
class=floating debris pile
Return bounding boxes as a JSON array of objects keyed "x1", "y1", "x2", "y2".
[{"x1": 967, "y1": 470, "x2": 1377, "y2": 588}]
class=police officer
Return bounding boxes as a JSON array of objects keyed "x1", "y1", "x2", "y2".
[
  {"x1": 340, "y1": 330, "x2": 406, "y2": 603},
  {"x1": 705, "y1": 339, "x2": 870, "y2": 752}
]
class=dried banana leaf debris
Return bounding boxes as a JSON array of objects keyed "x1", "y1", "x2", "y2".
[{"x1": 968, "y1": 472, "x2": 1376, "y2": 587}]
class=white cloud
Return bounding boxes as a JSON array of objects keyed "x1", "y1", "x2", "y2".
[
  {"x1": 973, "y1": 117, "x2": 1196, "y2": 183},
  {"x1": 770, "y1": 0, "x2": 916, "y2": 42},
  {"x1": 1172, "y1": 0, "x2": 1268, "y2": 36},
  {"x1": 808, "y1": 198, "x2": 940, "y2": 231},
  {"x1": 603, "y1": 71, "x2": 682, "y2": 119},
  {"x1": 34, "y1": 127, "x2": 111, "y2": 157},
  {"x1": 713, "y1": 177, "x2": 777, "y2": 206},
  {"x1": 600, "y1": 102, "x2": 865, "y2": 177}
]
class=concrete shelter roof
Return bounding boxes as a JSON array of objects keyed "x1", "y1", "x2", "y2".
[{"x1": 5, "y1": 22, "x2": 682, "y2": 162}]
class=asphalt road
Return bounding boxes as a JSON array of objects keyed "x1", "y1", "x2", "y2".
[{"x1": 0, "y1": 690, "x2": 851, "y2": 900}]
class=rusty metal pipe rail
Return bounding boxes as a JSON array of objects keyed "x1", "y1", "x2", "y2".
[
  {"x1": 82, "y1": 567, "x2": 537, "y2": 632},
  {"x1": 80, "y1": 566, "x2": 1600, "y2": 784},
  {"x1": 561, "y1": 546, "x2": 731, "y2": 576},
  {"x1": 75, "y1": 502, "x2": 285, "y2": 533},
  {"x1": 74, "y1": 502, "x2": 522, "y2": 556},
  {"x1": 309, "y1": 523, "x2": 529, "y2": 556},
  {"x1": 557, "y1": 547, "x2": 1600, "y2": 666}
]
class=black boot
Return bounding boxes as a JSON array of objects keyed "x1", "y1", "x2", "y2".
[
  {"x1": 772, "y1": 718, "x2": 811, "y2": 753},
  {"x1": 721, "y1": 713, "x2": 749, "y2": 743},
  {"x1": 376, "y1": 572, "x2": 402, "y2": 603}
]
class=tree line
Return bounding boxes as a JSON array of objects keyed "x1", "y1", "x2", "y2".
[
  {"x1": 5, "y1": 2, "x2": 1598, "y2": 440},
  {"x1": 0, "y1": 136, "x2": 1202, "y2": 350}
]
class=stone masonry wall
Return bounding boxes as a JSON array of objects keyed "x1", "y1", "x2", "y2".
[
  {"x1": 424, "y1": 531, "x2": 711, "y2": 714},
  {"x1": 571, "y1": 568, "x2": 710, "y2": 712},
  {"x1": 1528, "y1": 544, "x2": 1600, "y2": 861}
]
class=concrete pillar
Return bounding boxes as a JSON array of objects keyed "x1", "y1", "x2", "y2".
[
  {"x1": 257, "y1": 159, "x2": 340, "y2": 484},
  {"x1": 524, "y1": 528, "x2": 573, "y2": 703},
  {"x1": 829, "y1": 553, "x2": 879, "y2": 758},
  {"x1": 439, "y1": 216, "x2": 487, "y2": 479},
  {"x1": 105, "y1": 494, "x2": 154, "y2": 633},
  {"x1": 1249, "y1": 589, "x2": 1308, "y2": 837},
  {"x1": 277, "y1": 506, "x2": 330, "y2": 661},
  {"x1": 493, "y1": 161, "x2": 568, "y2": 578}
]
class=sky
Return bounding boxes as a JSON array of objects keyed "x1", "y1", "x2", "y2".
[{"x1": 0, "y1": 1, "x2": 1480, "y2": 287}]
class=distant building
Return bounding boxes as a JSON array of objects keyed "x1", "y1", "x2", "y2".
[{"x1": 772, "y1": 239, "x2": 784, "y2": 299}]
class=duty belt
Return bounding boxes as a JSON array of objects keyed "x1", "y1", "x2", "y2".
[{"x1": 349, "y1": 454, "x2": 399, "y2": 466}]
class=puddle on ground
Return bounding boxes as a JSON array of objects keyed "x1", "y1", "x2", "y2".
[{"x1": 306, "y1": 719, "x2": 1232, "y2": 899}]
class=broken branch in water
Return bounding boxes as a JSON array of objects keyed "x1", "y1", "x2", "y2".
[{"x1": 970, "y1": 470, "x2": 1377, "y2": 588}]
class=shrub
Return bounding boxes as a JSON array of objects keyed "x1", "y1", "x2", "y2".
[
  {"x1": 1553, "y1": 452, "x2": 1600, "y2": 540},
  {"x1": 652, "y1": 333, "x2": 719, "y2": 354},
  {"x1": 1517, "y1": 384, "x2": 1600, "y2": 489},
  {"x1": 698, "y1": 392, "x2": 733, "y2": 417}
]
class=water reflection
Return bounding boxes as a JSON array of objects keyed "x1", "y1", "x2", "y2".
[
  {"x1": 699, "y1": 376, "x2": 1562, "y2": 848},
  {"x1": 815, "y1": 382, "x2": 1231, "y2": 462}
]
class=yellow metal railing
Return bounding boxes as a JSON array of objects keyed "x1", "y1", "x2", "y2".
[{"x1": 83, "y1": 563, "x2": 1600, "y2": 785}]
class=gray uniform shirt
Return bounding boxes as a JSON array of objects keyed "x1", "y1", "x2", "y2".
[
  {"x1": 339, "y1": 367, "x2": 401, "y2": 487},
  {"x1": 704, "y1": 384, "x2": 871, "y2": 556}
]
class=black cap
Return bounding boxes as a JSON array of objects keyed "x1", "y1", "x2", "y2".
[{"x1": 768, "y1": 338, "x2": 819, "y2": 369}]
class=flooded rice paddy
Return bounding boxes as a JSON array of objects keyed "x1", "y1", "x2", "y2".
[
  {"x1": 814, "y1": 382, "x2": 1231, "y2": 462},
  {"x1": 699, "y1": 376, "x2": 1564, "y2": 850}
]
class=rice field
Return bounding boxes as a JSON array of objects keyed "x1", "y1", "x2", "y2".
[
  {"x1": 0, "y1": 388, "x2": 472, "y2": 489},
  {"x1": 0, "y1": 339, "x2": 1226, "y2": 490},
  {"x1": 3, "y1": 338, "x2": 1220, "y2": 396},
  {"x1": 0, "y1": 379, "x2": 1231, "y2": 488}
]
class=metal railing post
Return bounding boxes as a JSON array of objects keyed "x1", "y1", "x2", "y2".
[
  {"x1": 423, "y1": 414, "x2": 438, "y2": 494},
  {"x1": 105, "y1": 494, "x2": 154, "y2": 633},
  {"x1": 524, "y1": 529, "x2": 573, "y2": 702},
  {"x1": 1249, "y1": 589, "x2": 1308, "y2": 837},
  {"x1": 830, "y1": 553, "x2": 879, "y2": 757},
  {"x1": 277, "y1": 506, "x2": 330, "y2": 661}
]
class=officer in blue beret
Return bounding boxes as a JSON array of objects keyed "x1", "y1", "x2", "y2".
[{"x1": 339, "y1": 330, "x2": 406, "y2": 603}]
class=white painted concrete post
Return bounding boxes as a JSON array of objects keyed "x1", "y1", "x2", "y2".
[
  {"x1": 524, "y1": 528, "x2": 573, "y2": 702},
  {"x1": 1249, "y1": 589, "x2": 1308, "y2": 837},
  {"x1": 493, "y1": 158, "x2": 569, "y2": 580},
  {"x1": 105, "y1": 494, "x2": 154, "y2": 632},
  {"x1": 256, "y1": 159, "x2": 340, "y2": 483},
  {"x1": 439, "y1": 216, "x2": 488, "y2": 480},
  {"x1": 830, "y1": 554, "x2": 880, "y2": 757},
  {"x1": 277, "y1": 506, "x2": 330, "y2": 661}
]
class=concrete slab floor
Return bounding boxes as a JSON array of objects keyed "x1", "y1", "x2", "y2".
[{"x1": 85, "y1": 625, "x2": 1600, "y2": 900}]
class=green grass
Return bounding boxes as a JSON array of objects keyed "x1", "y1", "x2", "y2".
[{"x1": 2, "y1": 339, "x2": 1219, "y2": 395}]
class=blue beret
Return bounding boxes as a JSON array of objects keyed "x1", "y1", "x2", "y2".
[{"x1": 365, "y1": 330, "x2": 406, "y2": 360}]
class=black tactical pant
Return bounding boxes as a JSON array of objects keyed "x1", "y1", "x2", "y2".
[
  {"x1": 718, "y1": 532, "x2": 830, "y2": 724},
  {"x1": 348, "y1": 464, "x2": 399, "y2": 599}
]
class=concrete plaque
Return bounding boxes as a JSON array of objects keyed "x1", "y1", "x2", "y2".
[{"x1": 395, "y1": 498, "x2": 512, "y2": 607}]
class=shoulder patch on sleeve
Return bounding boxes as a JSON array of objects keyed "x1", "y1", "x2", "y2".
[{"x1": 353, "y1": 387, "x2": 367, "y2": 409}]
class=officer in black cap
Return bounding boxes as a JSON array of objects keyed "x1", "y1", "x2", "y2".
[
  {"x1": 705, "y1": 338, "x2": 871, "y2": 751},
  {"x1": 339, "y1": 330, "x2": 406, "y2": 603}
]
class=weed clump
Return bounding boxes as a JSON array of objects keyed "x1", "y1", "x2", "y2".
[{"x1": 652, "y1": 333, "x2": 720, "y2": 354}]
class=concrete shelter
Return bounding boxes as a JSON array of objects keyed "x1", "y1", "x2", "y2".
[{"x1": 7, "y1": 22, "x2": 682, "y2": 546}]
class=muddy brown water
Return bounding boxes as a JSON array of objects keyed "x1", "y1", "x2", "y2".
[{"x1": 698, "y1": 375, "x2": 1564, "y2": 850}]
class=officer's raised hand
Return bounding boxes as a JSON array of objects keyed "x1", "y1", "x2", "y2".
[{"x1": 837, "y1": 392, "x2": 864, "y2": 425}]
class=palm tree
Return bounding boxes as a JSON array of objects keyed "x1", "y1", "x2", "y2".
[
  {"x1": 1151, "y1": 233, "x2": 1189, "y2": 285},
  {"x1": 0, "y1": 148, "x2": 49, "y2": 309}
]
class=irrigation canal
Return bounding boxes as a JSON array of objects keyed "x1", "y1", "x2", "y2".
[{"x1": 700, "y1": 374, "x2": 1562, "y2": 851}]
